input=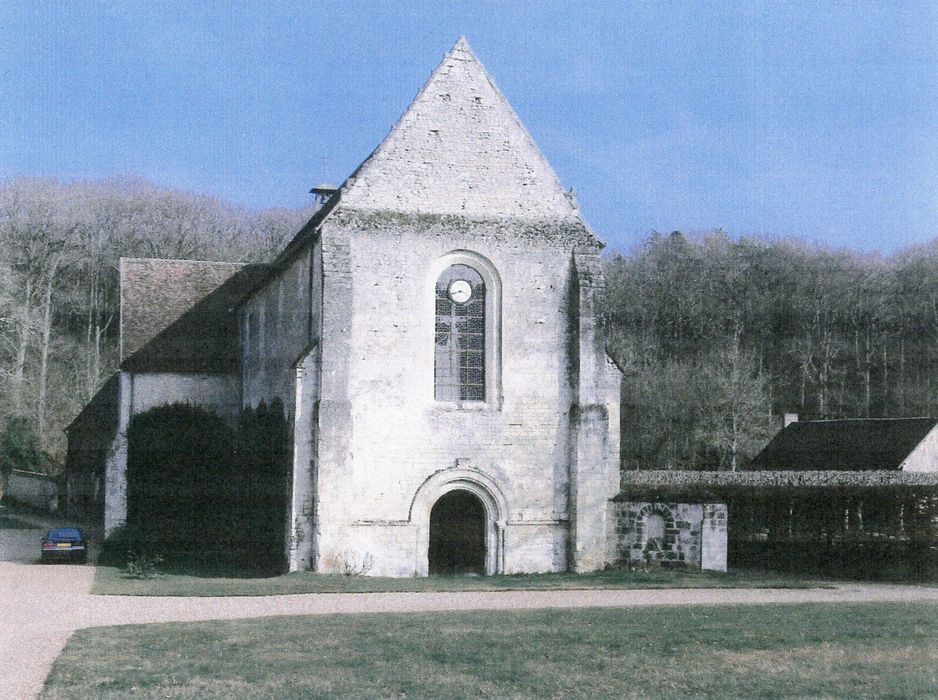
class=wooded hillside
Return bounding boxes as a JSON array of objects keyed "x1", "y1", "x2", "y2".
[
  {"x1": 2, "y1": 178, "x2": 936, "y2": 474},
  {"x1": 605, "y1": 231, "x2": 938, "y2": 470},
  {"x1": 0, "y1": 178, "x2": 314, "y2": 469}
]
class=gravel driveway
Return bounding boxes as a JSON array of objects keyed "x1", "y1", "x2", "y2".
[{"x1": 2, "y1": 527, "x2": 937, "y2": 700}]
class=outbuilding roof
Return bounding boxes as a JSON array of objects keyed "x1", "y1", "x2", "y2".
[
  {"x1": 746, "y1": 418, "x2": 938, "y2": 471},
  {"x1": 64, "y1": 372, "x2": 120, "y2": 434},
  {"x1": 119, "y1": 258, "x2": 269, "y2": 373}
]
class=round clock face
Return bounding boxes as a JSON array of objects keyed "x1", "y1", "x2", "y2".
[{"x1": 448, "y1": 279, "x2": 473, "y2": 304}]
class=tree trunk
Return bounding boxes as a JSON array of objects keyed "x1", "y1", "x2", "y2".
[
  {"x1": 730, "y1": 410, "x2": 738, "y2": 472},
  {"x1": 12, "y1": 278, "x2": 32, "y2": 411},
  {"x1": 854, "y1": 329, "x2": 861, "y2": 415},
  {"x1": 882, "y1": 342, "x2": 889, "y2": 415},
  {"x1": 85, "y1": 277, "x2": 95, "y2": 399},
  {"x1": 94, "y1": 320, "x2": 102, "y2": 388},
  {"x1": 864, "y1": 328, "x2": 871, "y2": 418},
  {"x1": 37, "y1": 254, "x2": 61, "y2": 437},
  {"x1": 800, "y1": 365, "x2": 807, "y2": 411},
  {"x1": 899, "y1": 337, "x2": 906, "y2": 414}
]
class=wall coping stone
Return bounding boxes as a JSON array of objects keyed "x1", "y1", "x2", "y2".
[{"x1": 620, "y1": 470, "x2": 938, "y2": 488}]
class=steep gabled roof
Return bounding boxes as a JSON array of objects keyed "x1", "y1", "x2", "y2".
[
  {"x1": 252, "y1": 37, "x2": 600, "y2": 296},
  {"x1": 747, "y1": 418, "x2": 938, "y2": 471},
  {"x1": 119, "y1": 258, "x2": 269, "y2": 373},
  {"x1": 340, "y1": 37, "x2": 581, "y2": 221},
  {"x1": 120, "y1": 258, "x2": 248, "y2": 361}
]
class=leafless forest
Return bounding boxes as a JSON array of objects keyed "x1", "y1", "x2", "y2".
[
  {"x1": 0, "y1": 177, "x2": 314, "y2": 469},
  {"x1": 605, "y1": 231, "x2": 938, "y2": 470},
  {"x1": 2, "y1": 177, "x2": 937, "y2": 474}
]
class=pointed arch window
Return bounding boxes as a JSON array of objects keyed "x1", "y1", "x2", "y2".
[{"x1": 435, "y1": 264, "x2": 486, "y2": 401}]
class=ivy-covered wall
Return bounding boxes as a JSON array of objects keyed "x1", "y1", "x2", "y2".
[{"x1": 123, "y1": 400, "x2": 290, "y2": 572}]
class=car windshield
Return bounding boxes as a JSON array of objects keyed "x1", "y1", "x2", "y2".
[{"x1": 46, "y1": 528, "x2": 82, "y2": 539}]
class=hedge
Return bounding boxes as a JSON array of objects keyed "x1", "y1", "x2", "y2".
[
  {"x1": 123, "y1": 400, "x2": 290, "y2": 573},
  {"x1": 618, "y1": 471, "x2": 938, "y2": 580}
]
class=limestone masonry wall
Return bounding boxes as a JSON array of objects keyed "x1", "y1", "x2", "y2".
[
  {"x1": 6, "y1": 470, "x2": 58, "y2": 513},
  {"x1": 341, "y1": 39, "x2": 577, "y2": 220},
  {"x1": 309, "y1": 211, "x2": 619, "y2": 576}
]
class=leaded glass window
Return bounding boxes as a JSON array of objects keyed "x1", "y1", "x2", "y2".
[{"x1": 435, "y1": 264, "x2": 485, "y2": 401}]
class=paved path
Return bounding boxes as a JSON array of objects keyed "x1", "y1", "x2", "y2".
[{"x1": 2, "y1": 554, "x2": 938, "y2": 699}]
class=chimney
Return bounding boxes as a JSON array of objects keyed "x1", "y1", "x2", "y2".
[
  {"x1": 310, "y1": 183, "x2": 337, "y2": 208},
  {"x1": 783, "y1": 413, "x2": 799, "y2": 428}
]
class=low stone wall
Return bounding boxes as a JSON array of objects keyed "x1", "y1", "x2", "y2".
[
  {"x1": 5, "y1": 470, "x2": 59, "y2": 512},
  {"x1": 612, "y1": 500, "x2": 727, "y2": 572}
]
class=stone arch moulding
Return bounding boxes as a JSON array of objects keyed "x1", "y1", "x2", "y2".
[
  {"x1": 409, "y1": 467, "x2": 508, "y2": 576},
  {"x1": 637, "y1": 503, "x2": 674, "y2": 521},
  {"x1": 425, "y1": 250, "x2": 503, "y2": 408}
]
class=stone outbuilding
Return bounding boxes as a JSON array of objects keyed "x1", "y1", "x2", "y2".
[{"x1": 66, "y1": 38, "x2": 622, "y2": 577}]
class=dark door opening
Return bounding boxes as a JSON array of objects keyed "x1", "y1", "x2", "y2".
[{"x1": 428, "y1": 490, "x2": 486, "y2": 575}]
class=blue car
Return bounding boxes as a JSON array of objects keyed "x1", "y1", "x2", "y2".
[{"x1": 41, "y1": 528, "x2": 87, "y2": 564}]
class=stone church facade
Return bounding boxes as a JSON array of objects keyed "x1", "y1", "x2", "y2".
[{"x1": 66, "y1": 38, "x2": 622, "y2": 577}]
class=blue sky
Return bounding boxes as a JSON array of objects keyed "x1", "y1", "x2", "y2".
[{"x1": 2, "y1": 2, "x2": 936, "y2": 253}]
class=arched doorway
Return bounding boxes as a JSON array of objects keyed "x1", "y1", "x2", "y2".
[
  {"x1": 409, "y1": 468, "x2": 507, "y2": 576},
  {"x1": 428, "y1": 490, "x2": 486, "y2": 575}
]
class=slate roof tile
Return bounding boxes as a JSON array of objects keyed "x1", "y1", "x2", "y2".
[{"x1": 747, "y1": 418, "x2": 938, "y2": 471}]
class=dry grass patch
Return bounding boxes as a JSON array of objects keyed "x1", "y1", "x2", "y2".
[{"x1": 717, "y1": 643, "x2": 938, "y2": 689}]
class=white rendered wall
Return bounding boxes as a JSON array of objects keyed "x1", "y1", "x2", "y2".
[
  {"x1": 130, "y1": 372, "x2": 240, "y2": 419},
  {"x1": 701, "y1": 503, "x2": 728, "y2": 572},
  {"x1": 104, "y1": 370, "x2": 240, "y2": 537},
  {"x1": 241, "y1": 248, "x2": 316, "y2": 414},
  {"x1": 900, "y1": 426, "x2": 938, "y2": 472},
  {"x1": 104, "y1": 371, "x2": 132, "y2": 537}
]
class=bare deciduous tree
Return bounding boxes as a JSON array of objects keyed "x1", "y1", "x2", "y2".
[{"x1": 0, "y1": 177, "x2": 312, "y2": 469}]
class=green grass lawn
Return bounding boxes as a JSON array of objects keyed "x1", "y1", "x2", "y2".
[
  {"x1": 42, "y1": 602, "x2": 938, "y2": 699},
  {"x1": 92, "y1": 565, "x2": 825, "y2": 597}
]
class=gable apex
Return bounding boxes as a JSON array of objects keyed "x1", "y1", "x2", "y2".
[{"x1": 340, "y1": 37, "x2": 580, "y2": 221}]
